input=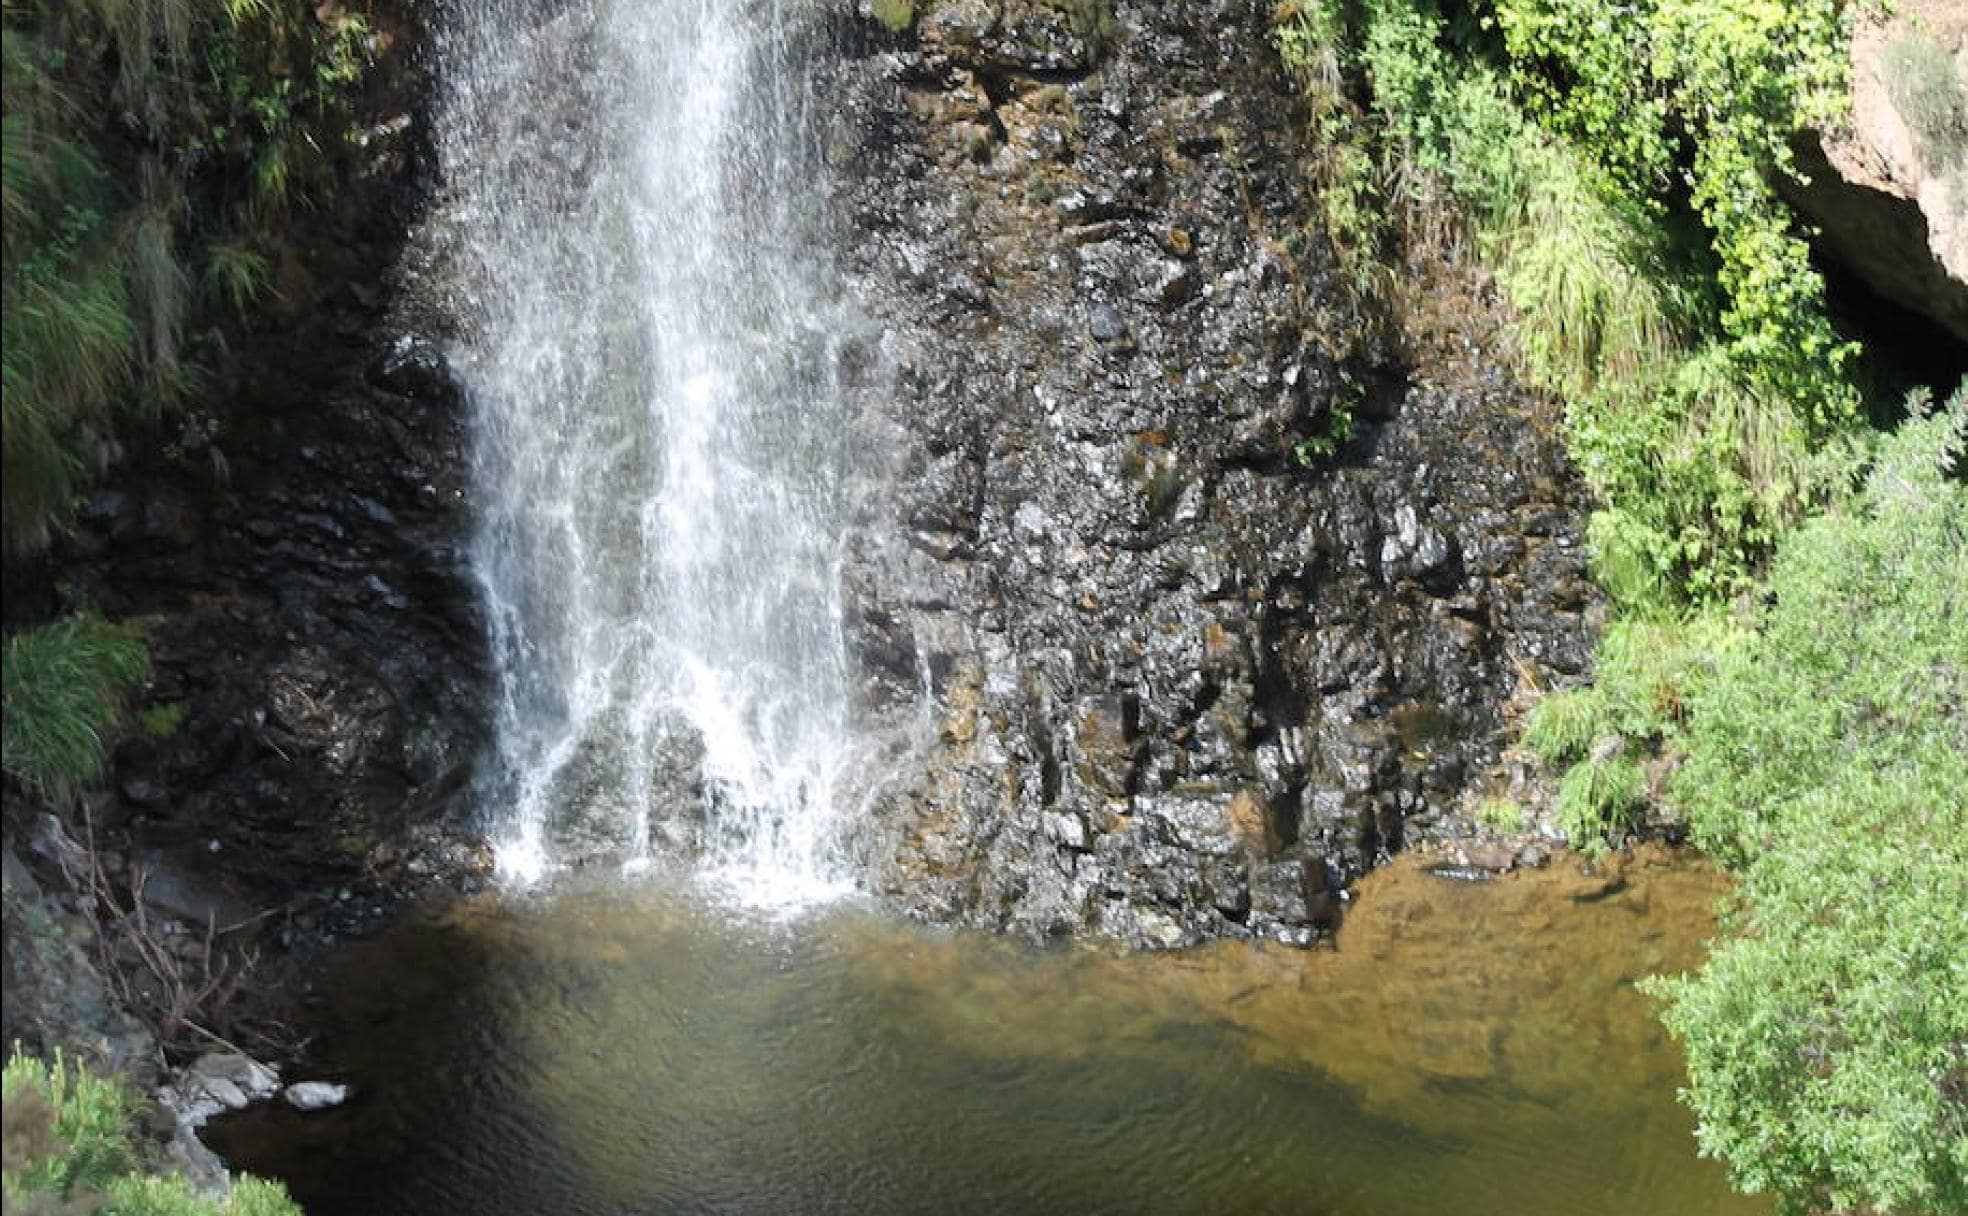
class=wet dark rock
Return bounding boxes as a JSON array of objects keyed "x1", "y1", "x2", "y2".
[
  {"x1": 8, "y1": 0, "x2": 490, "y2": 1021},
  {"x1": 65, "y1": 301, "x2": 485, "y2": 912},
  {"x1": 820, "y1": 0, "x2": 1598, "y2": 946},
  {"x1": 133, "y1": 850, "x2": 261, "y2": 931},
  {"x1": 119, "y1": 776, "x2": 169, "y2": 808}
]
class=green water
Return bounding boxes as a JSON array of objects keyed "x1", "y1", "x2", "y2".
[{"x1": 212, "y1": 850, "x2": 1767, "y2": 1216}]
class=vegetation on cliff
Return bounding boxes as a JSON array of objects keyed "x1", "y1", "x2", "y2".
[
  {"x1": 1275, "y1": 1, "x2": 1966, "y2": 1210},
  {"x1": 1652, "y1": 405, "x2": 1967, "y2": 1216},
  {"x1": 2, "y1": 0, "x2": 372, "y2": 557},
  {"x1": 2, "y1": 0, "x2": 374, "y2": 798},
  {"x1": 2, "y1": 0, "x2": 375, "y2": 1203},
  {"x1": 3, "y1": 1050, "x2": 301, "y2": 1215}
]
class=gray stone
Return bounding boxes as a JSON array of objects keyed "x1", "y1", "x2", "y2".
[
  {"x1": 1087, "y1": 304, "x2": 1129, "y2": 342},
  {"x1": 188, "y1": 1051, "x2": 280, "y2": 1102}
]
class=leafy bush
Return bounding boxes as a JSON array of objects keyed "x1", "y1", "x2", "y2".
[
  {"x1": 1522, "y1": 614, "x2": 1740, "y2": 845},
  {"x1": 1, "y1": 615, "x2": 151, "y2": 799},
  {"x1": 1493, "y1": 0, "x2": 1858, "y2": 421},
  {"x1": 2, "y1": 1049, "x2": 137, "y2": 1195},
  {"x1": 1273, "y1": 0, "x2": 1860, "y2": 608},
  {"x1": 1672, "y1": 396, "x2": 1968, "y2": 867},
  {"x1": 3, "y1": 1049, "x2": 302, "y2": 1216},
  {"x1": 1651, "y1": 400, "x2": 1968, "y2": 1215}
]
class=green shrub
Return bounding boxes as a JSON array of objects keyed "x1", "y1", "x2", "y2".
[
  {"x1": 1673, "y1": 396, "x2": 1968, "y2": 867},
  {"x1": 1, "y1": 615, "x2": 150, "y2": 799},
  {"x1": 1584, "y1": 615, "x2": 1740, "y2": 742},
  {"x1": 1525, "y1": 614, "x2": 1741, "y2": 844},
  {"x1": 3, "y1": 1049, "x2": 303, "y2": 1216},
  {"x1": 1273, "y1": 0, "x2": 1860, "y2": 608},
  {"x1": 1651, "y1": 399, "x2": 1968, "y2": 1214},
  {"x1": 1652, "y1": 773, "x2": 1968, "y2": 1216},
  {"x1": 2, "y1": 1049, "x2": 137, "y2": 1196}
]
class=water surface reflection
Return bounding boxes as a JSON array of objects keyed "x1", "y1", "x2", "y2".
[{"x1": 212, "y1": 846, "x2": 1765, "y2": 1216}]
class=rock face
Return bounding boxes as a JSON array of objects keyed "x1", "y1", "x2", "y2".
[
  {"x1": 1790, "y1": 3, "x2": 1968, "y2": 343},
  {"x1": 5, "y1": 0, "x2": 1594, "y2": 973},
  {"x1": 66, "y1": 298, "x2": 489, "y2": 901},
  {"x1": 0, "y1": 845, "x2": 156, "y2": 1081},
  {"x1": 16, "y1": 3, "x2": 489, "y2": 916},
  {"x1": 813, "y1": 0, "x2": 1599, "y2": 946}
]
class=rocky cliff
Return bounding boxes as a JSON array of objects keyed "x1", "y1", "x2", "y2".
[
  {"x1": 811, "y1": 0, "x2": 1599, "y2": 946},
  {"x1": 1790, "y1": 2, "x2": 1968, "y2": 344},
  {"x1": 3, "y1": 1, "x2": 489, "y2": 1074}
]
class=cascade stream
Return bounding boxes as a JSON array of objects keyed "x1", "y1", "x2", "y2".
[{"x1": 434, "y1": 0, "x2": 866, "y2": 897}]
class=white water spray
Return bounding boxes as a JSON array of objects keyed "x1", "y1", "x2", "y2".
[{"x1": 431, "y1": 0, "x2": 864, "y2": 901}]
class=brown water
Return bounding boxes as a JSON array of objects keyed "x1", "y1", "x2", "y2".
[{"x1": 212, "y1": 847, "x2": 1766, "y2": 1216}]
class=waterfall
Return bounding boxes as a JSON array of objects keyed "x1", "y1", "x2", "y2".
[{"x1": 431, "y1": 0, "x2": 864, "y2": 901}]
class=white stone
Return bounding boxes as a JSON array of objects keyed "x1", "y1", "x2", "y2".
[{"x1": 283, "y1": 1081, "x2": 352, "y2": 1111}]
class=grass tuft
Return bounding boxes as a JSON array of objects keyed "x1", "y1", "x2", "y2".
[
  {"x1": 203, "y1": 241, "x2": 274, "y2": 317},
  {"x1": 1521, "y1": 689, "x2": 1604, "y2": 765},
  {"x1": 1554, "y1": 753, "x2": 1646, "y2": 848},
  {"x1": 1, "y1": 615, "x2": 150, "y2": 799}
]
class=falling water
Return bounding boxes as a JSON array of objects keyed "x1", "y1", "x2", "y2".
[{"x1": 431, "y1": 0, "x2": 864, "y2": 900}]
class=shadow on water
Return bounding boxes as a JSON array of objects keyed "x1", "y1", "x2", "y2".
[{"x1": 209, "y1": 847, "x2": 1769, "y2": 1216}]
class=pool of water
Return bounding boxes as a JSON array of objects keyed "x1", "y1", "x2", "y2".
[{"x1": 210, "y1": 847, "x2": 1765, "y2": 1216}]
